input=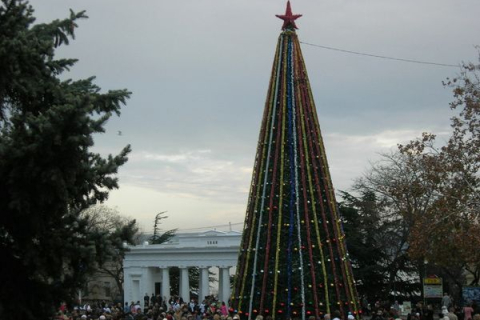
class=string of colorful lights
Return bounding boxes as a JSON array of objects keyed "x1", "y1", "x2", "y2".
[{"x1": 230, "y1": 2, "x2": 360, "y2": 320}]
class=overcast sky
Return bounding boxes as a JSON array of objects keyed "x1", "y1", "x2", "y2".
[{"x1": 29, "y1": 0, "x2": 480, "y2": 233}]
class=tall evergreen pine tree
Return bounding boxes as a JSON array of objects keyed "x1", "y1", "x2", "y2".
[
  {"x1": 231, "y1": 3, "x2": 360, "y2": 320},
  {"x1": 0, "y1": 1, "x2": 131, "y2": 318}
]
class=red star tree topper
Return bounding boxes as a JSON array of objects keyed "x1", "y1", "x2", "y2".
[{"x1": 276, "y1": 1, "x2": 302, "y2": 30}]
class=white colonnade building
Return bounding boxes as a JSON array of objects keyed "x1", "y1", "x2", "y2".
[{"x1": 124, "y1": 230, "x2": 241, "y2": 307}]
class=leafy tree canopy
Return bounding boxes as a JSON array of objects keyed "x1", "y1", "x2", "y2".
[
  {"x1": 398, "y1": 53, "x2": 480, "y2": 272},
  {"x1": 81, "y1": 205, "x2": 140, "y2": 302},
  {"x1": 347, "y1": 53, "x2": 480, "y2": 301}
]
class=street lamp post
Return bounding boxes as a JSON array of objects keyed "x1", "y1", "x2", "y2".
[{"x1": 423, "y1": 259, "x2": 428, "y2": 306}]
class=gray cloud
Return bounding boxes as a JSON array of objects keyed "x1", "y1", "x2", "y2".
[{"x1": 28, "y1": 0, "x2": 480, "y2": 229}]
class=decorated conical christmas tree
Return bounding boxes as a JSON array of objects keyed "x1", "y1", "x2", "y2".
[{"x1": 230, "y1": 2, "x2": 360, "y2": 320}]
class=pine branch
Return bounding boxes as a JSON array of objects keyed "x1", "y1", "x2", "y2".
[{"x1": 31, "y1": 9, "x2": 87, "y2": 48}]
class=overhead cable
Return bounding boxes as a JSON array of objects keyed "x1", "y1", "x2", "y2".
[{"x1": 300, "y1": 41, "x2": 459, "y2": 68}]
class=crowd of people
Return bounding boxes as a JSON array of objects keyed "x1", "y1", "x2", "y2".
[
  {"x1": 53, "y1": 293, "x2": 480, "y2": 320},
  {"x1": 364, "y1": 294, "x2": 480, "y2": 320},
  {"x1": 54, "y1": 295, "x2": 237, "y2": 320}
]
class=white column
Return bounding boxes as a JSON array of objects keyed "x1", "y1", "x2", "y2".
[
  {"x1": 161, "y1": 268, "x2": 170, "y2": 300},
  {"x1": 199, "y1": 267, "x2": 210, "y2": 301},
  {"x1": 219, "y1": 267, "x2": 231, "y2": 304},
  {"x1": 142, "y1": 267, "x2": 153, "y2": 309},
  {"x1": 218, "y1": 267, "x2": 223, "y2": 300},
  {"x1": 124, "y1": 267, "x2": 132, "y2": 305},
  {"x1": 180, "y1": 267, "x2": 190, "y2": 301}
]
